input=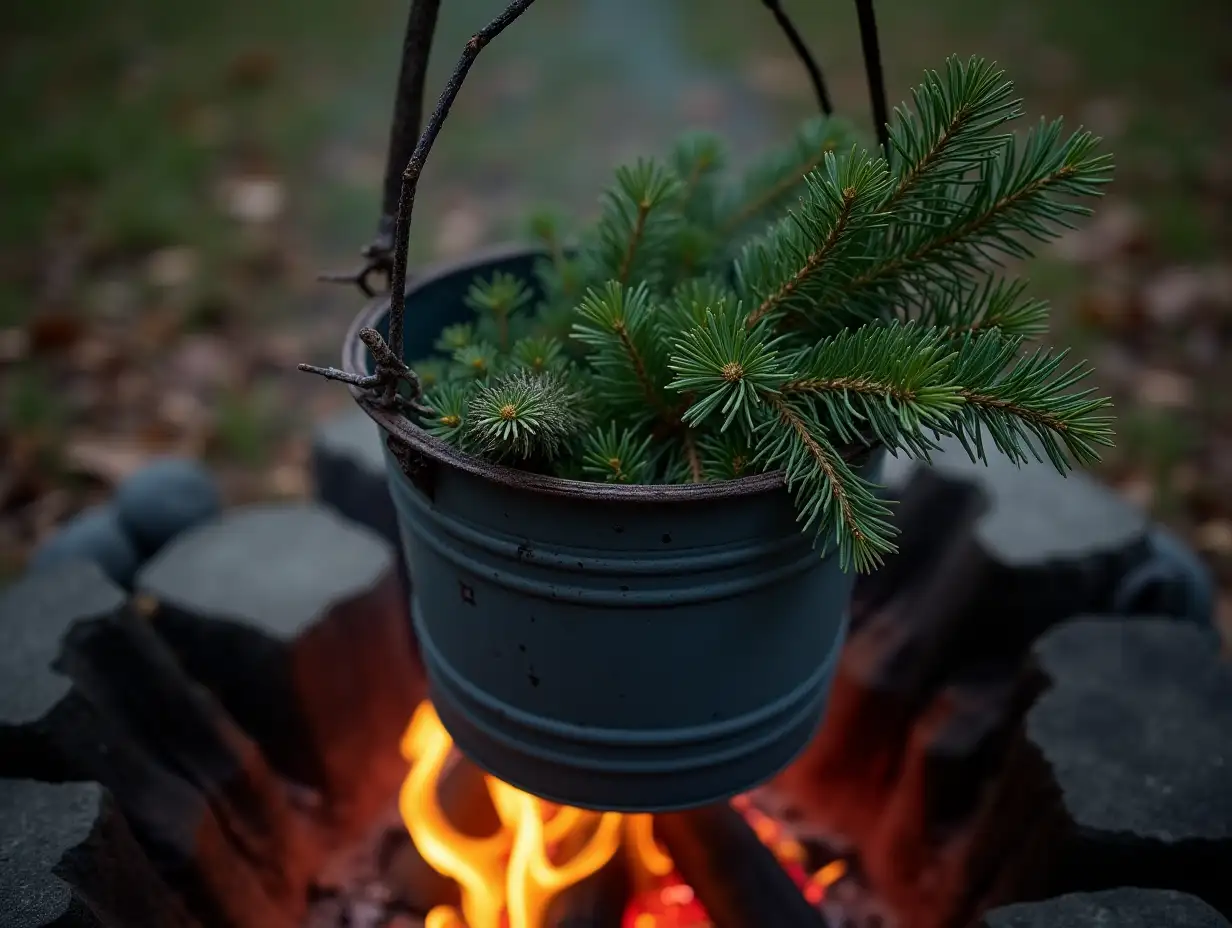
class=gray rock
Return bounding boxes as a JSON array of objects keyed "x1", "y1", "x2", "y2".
[
  {"x1": 311, "y1": 408, "x2": 401, "y2": 553},
  {"x1": 1031, "y1": 618, "x2": 1232, "y2": 844},
  {"x1": 1017, "y1": 617, "x2": 1232, "y2": 916},
  {"x1": 114, "y1": 457, "x2": 222, "y2": 556},
  {"x1": 0, "y1": 778, "x2": 200, "y2": 928},
  {"x1": 0, "y1": 563, "x2": 310, "y2": 928},
  {"x1": 915, "y1": 437, "x2": 1147, "y2": 569},
  {"x1": 982, "y1": 888, "x2": 1229, "y2": 927},
  {"x1": 855, "y1": 439, "x2": 1153, "y2": 668},
  {"x1": 0, "y1": 564, "x2": 124, "y2": 775},
  {"x1": 136, "y1": 502, "x2": 421, "y2": 827},
  {"x1": 29, "y1": 506, "x2": 141, "y2": 589}
]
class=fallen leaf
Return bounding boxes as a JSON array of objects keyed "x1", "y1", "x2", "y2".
[
  {"x1": 1142, "y1": 267, "x2": 1209, "y2": 327},
  {"x1": 26, "y1": 310, "x2": 85, "y2": 353},
  {"x1": 743, "y1": 55, "x2": 810, "y2": 99},
  {"x1": 1133, "y1": 368, "x2": 1194, "y2": 409},
  {"x1": 1052, "y1": 201, "x2": 1147, "y2": 265},
  {"x1": 169, "y1": 334, "x2": 243, "y2": 391},
  {"x1": 1116, "y1": 475, "x2": 1156, "y2": 512},
  {"x1": 64, "y1": 437, "x2": 151, "y2": 485},
  {"x1": 228, "y1": 48, "x2": 279, "y2": 90},
  {"x1": 434, "y1": 206, "x2": 487, "y2": 258},
  {"x1": 219, "y1": 176, "x2": 285, "y2": 224},
  {"x1": 267, "y1": 463, "x2": 309, "y2": 498},
  {"x1": 145, "y1": 247, "x2": 199, "y2": 289},
  {"x1": 0, "y1": 328, "x2": 29, "y2": 363},
  {"x1": 1197, "y1": 520, "x2": 1232, "y2": 558}
]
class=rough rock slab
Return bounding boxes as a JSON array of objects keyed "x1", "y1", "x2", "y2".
[
  {"x1": 0, "y1": 563, "x2": 310, "y2": 928},
  {"x1": 0, "y1": 778, "x2": 200, "y2": 928},
  {"x1": 992, "y1": 617, "x2": 1232, "y2": 917},
  {"x1": 874, "y1": 439, "x2": 1152, "y2": 655},
  {"x1": 981, "y1": 888, "x2": 1230, "y2": 927},
  {"x1": 0, "y1": 564, "x2": 124, "y2": 777},
  {"x1": 136, "y1": 502, "x2": 422, "y2": 828},
  {"x1": 28, "y1": 505, "x2": 141, "y2": 589},
  {"x1": 311, "y1": 408, "x2": 402, "y2": 554}
]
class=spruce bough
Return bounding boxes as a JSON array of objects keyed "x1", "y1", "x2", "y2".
[{"x1": 409, "y1": 57, "x2": 1115, "y2": 572}]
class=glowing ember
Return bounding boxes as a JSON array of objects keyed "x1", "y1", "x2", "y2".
[{"x1": 398, "y1": 699, "x2": 851, "y2": 927}]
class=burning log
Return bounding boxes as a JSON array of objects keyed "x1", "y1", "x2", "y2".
[{"x1": 653, "y1": 804, "x2": 827, "y2": 928}]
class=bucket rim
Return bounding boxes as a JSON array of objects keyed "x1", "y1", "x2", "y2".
[{"x1": 342, "y1": 243, "x2": 875, "y2": 503}]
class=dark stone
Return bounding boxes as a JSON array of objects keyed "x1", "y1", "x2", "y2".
[
  {"x1": 872, "y1": 439, "x2": 1152, "y2": 657},
  {"x1": 136, "y1": 502, "x2": 422, "y2": 829},
  {"x1": 981, "y1": 888, "x2": 1230, "y2": 927},
  {"x1": 1111, "y1": 527, "x2": 1217, "y2": 627},
  {"x1": 29, "y1": 505, "x2": 141, "y2": 589},
  {"x1": 0, "y1": 778, "x2": 200, "y2": 928},
  {"x1": 0, "y1": 562, "x2": 312, "y2": 928},
  {"x1": 988, "y1": 617, "x2": 1232, "y2": 918},
  {"x1": 0, "y1": 564, "x2": 123, "y2": 775},
  {"x1": 311, "y1": 409, "x2": 401, "y2": 554},
  {"x1": 114, "y1": 457, "x2": 222, "y2": 556}
]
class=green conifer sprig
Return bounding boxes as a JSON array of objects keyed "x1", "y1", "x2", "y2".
[
  {"x1": 580, "y1": 422, "x2": 655, "y2": 484},
  {"x1": 719, "y1": 115, "x2": 861, "y2": 242},
  {"x1": 435, "y1": 323, "x2": 475, "y2": 355},
  {"x1": 403, "y1": 55, "x2": 1116, "y2": 571},
  {"x1": 734, "y1": 148, "x2": 893, "y2": 327},
  {"x1": 885, "y1": 56, "x2": 1021, "y2": 199},
  {"x1": 465, "y1": 271, "x2": 534, "y2": 350},
  {"x1": 585, "y1": 160, "x2": 683, "y2": 288},
  {"x1": 465, "y1": 369, "x2": 586, "y2": 463},
  {"x1": 903, "y1": 277, "x2": 1050, "y2": 341}
]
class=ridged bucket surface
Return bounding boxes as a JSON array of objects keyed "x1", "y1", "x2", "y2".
[{"x1": 346, "y1": 246, "x2": 866, "y2": 812}]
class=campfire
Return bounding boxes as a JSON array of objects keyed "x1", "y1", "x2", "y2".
[{"x1": 396, "y1": 700, "x2": 852, "y2": 928}]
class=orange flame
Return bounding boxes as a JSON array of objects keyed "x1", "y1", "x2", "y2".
[
  {"x1": 399, "y1": 701, "x2": 672, "y2": 928},
  {"x1": 399, "y1": 700, "x2": 846, "y2": 927}
]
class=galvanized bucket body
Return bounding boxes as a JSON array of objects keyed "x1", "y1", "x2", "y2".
[{"x1": 346, "y1": 246, "x2": 867, "y2": 812}]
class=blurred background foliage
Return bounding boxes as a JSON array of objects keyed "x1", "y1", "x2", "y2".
[{"x1": 1, "y1": 0, "x2": 1230, "y2": 622}]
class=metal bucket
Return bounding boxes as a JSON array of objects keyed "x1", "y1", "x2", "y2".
[{"x1": 344, "y1": 245, "x2": 872, "y2": 811}]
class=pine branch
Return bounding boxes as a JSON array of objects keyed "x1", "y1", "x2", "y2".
[
  {"x1": 904, "y1": 276, "x2": 1050, "y2": 341},
  {"x1": 757, "y1": 394, "x2": 896, "y2": 572},
  {"x1": 586, "y1": 160, "x2": 682, "y2": 288},
  {"x1": 464, "y1": 271, "x2": 533, "y2": 351},
  {"x1": 581, "y1": 422, "x2": 655, "y2": 484},
  {"x1": 736, "y1": 148, "x2": 892, "y2": 327},
  {"x1": 668, "y1": 307, "x2": 791, "y2": 432},
  {"x1": 720, "y1": 116, "x2": 860, "y2": 238},
  {"x1": 465, "y1": 369, "x2": 587, "y2": 463},
  {"x1": 780, "y1": 322, "x2": 962, "y2": 456},
  {"x1": 572, "y1": 282, "x2": 676, "y2": 425},
  {"x1": 837, "y1": 121, "x2": 1113, "y2": 309},
  {"x1": 885, "y1": 55, "x2": 1021, "y2": 207},
  {"x1": 942, "y1": 332, "x2": 1115, "y2": 470}
]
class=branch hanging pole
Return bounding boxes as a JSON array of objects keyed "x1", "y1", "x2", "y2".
[
  {"x1": 854, "y1": 0, "x2": 890, "y2": 161},
  {"x1": 387, "y1": 0, "x2": 540, "y2": 367},
  {"x1": 381, "y1": 0, "x2": 444, "y2": 256},
  {"x1": 318, "y1": 0, "x2": 442, "y2": 297},
  {"x1": 761, "y1": 0, "x2": 832, "y2": 115},
  {"x1": 300, "y1": 0, "x2": 541, "y2": 407}
]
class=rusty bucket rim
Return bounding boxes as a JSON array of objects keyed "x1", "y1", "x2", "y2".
[{"x1": 343, "y1": 243, "x2": 872, "y2": 504}]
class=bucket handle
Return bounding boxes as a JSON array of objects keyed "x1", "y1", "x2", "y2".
[{"x1": 302, "y1": 0, "x2": 889, "y2": 425}]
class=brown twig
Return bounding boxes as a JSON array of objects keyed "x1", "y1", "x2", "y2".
[
  {"x1": 317, "y1": 0, "x2": 441, "y2": 297},
  {"x1": 298, "y1": 328, "x2": 433, "y2": 416},
  {"x1": 387, "y1": 0, "x2": 541, "y2": 366},
  {"x1": 760, "y1": 0, "x2": 832, "y2": 115},
  {"x1": 302, "y1": 0, "x2": 539, "y2": 400},
  {"x1": 683, "y1": 431, "x2": 703, "y2": 483}
]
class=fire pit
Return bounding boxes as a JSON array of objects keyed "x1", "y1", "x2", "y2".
[{"x1": 3, "y1": 422, "x2": 1230, "y2": 928}]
